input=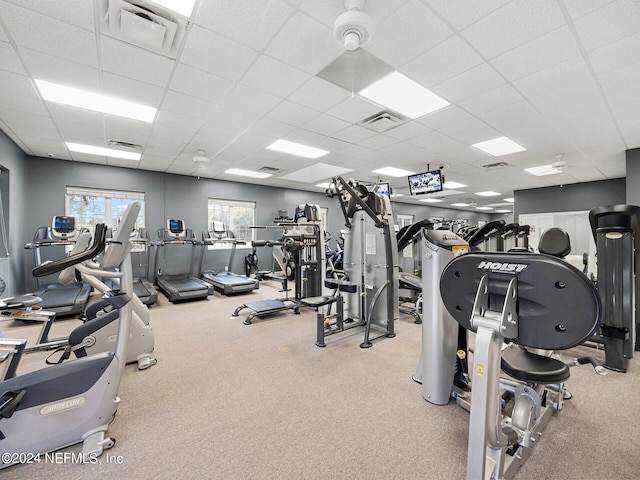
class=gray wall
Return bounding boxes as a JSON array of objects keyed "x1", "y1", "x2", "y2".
[
  {"x1": 0, "y1": 130, "x2": 29, "y2": 294},
  {"x1": 626, "y1": 148, "x2": 640, "y2": 206},
  {"x1": 17, "y1": 155, "x2": 493, "y2": 291},
  {"x1": 514, "y1": 178, "x2": 626, "y2": 219}
]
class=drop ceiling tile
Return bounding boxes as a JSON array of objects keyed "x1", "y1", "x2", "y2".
[
  {"x1": 54, "y1": 119, "x2": 105, "y2": 142},
  {"x1": 562, "y1": 0, "x2": 617, "y2": 19},
  {"x1": 145, "y1": 137, "x2": 187, "y2": 157},
  {"x1": 0, "y1": 69, "x2": 38, "y2": 97},
  {"x1": 367, "y1": 0, "x2": 454, "y2": 67},
  {"x1": 161, "y1": 91, "x2": 218, "y2": 120},
  {"x1": 432, "y1": 63, "x2": 506, "y2": 103},
  {"x1": 266, "y1": 100, "x2": 320, "y2": 127},
  {"x1": 511, "y1": 57, "x2": 592, "y2": 99},
  {"x1": 435, "y1": 117, "x2": 500, "y2": 146},
  {"x1": 4, "y1": 121, "x2": 60, "y2": 142},
  {"x1": 281, "y1": 162, "x2": 353, "y2": 183},
  {"x1": 6, "y1": 0, "x2": 94, "y2": 30},
  {"x1": 416, "y1": 105, "x2": 473, "y2": 130},
  {"x1": 1, "y1": 2, "x2": 98, "y2": 68},
  {"x1": 265, "y1": 11, "x2": 342, "y2": 75},
  {"x1": 249, "y1": 118, "x2": 296, "y2": 138},
  {"x1": 573, "y1": 0, "x2": 640, "y2": 51},
  {"x1": 588, "y1": 32, "x2": 640, "y2": 75},
  {"x1": 30, "y1": 146, "x2": 71, "y2": 160},
  {"x1": 289, "y1": 76, "x2": 350, "y2": 113},
  {"x1": 0, "y1": 90, "x2": 46, "y2": 116},
  {"x1": 401, "y1": 36, "x2": 484, "y2": 88},
  {"x1": 155, "y1": 110, "x2": 206, "y2": 132},
  {"x1": 384, "y1": 121, "x2": 428, "y2": 141},
  {"x1": 331, "y1": 124, "x2": 377, "y2": 143},
  {"x1": 180, "y1": 25, "x2": 259, "y2": 81},
  {"x1": 358, "y1": 133, "x2": 400, "y2": 150},
  {"x1": 0, "y1": 40, "x2": 25, "y2": 75},
  {"x1": 195, "y1": 0, "x2": 294, "y2": 51},
  {"x1": 101, "y1": 72, "x2": 165, "y2": 107},
  {"x1": 0, "y1": 109, "x2": 53, "y2": 131},
  {"x1": 302, "y1": 114, "x2": 350, "y2": 136},
  {"x1": 12, "y1": 134, "x2": 63, "y2": 153},
  {"x1": 218, "y1": 84, "x2": 282, "y2": 118},
  {"x1": 460, "y1": 0, "x2": 566, "y2": 59},
  {"x1": 99, "y1": 36, "x2": 175, "y2": 88},
  {"x1": 407, "y1": 130, "x2": 468, "y2": 156},
  {"x1": 598, "y1": 64, "x2": 640, "y2": 103},
  {"x1": 241, "y1": 55, "x2": 311, "y2": 99},
  {"x1": 459, "y1": 84, "x2": 524, "y2": 116},
  {"x1": 19, "y1": 47, "x2": 101, "y2": 89},
  {"x1": 151, "y1": 123, "x2": 196, "y2": 144},
  {"x1": 325, "y1": 96, "x2": 383, "y2": 124},
  {"x1": 426, "y1": 0, "x2": 513, "y2": 31},
  {"x1": 170, "y1": 64, "x2": 235, "y2": 103},
  {"x1": 491, "y1": 26, "x2": 581, "y2": 81}
]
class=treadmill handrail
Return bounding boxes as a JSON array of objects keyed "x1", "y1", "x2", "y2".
[{"x1": 32, "y1": 224, "x2": 107, "y2": 278}]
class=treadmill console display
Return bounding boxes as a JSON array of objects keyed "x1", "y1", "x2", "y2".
[
  {"x1": 167, "y1": 219, "x2": 185, "y2": 239},
  {"x1": 52, "y1": 216, "x2": 76, "y2": 238}
]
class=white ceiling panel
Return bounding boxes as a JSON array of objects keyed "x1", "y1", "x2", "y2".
[
  {"x1": 573, "y1": 0, "x2": 640, "y2": 52},
  {"x1": 7, "y1": 0, "x2": 95, "y2": 30},
  {"x1": 331, "y1": 124, "x2": 376, "y2": 143},
  {"x1": 0, "y1": 91, "x2": 46, "y2": 116},
  {"x1": 401, "y1": 36, "x2": 484, "y2": 89},
  {"x1": 101, "y1": 72, "x2": 165, "y2": 107},
  {"x1": 460, "y1": 0, "x2": 566, "y2": 59},
  {"x1": 511, "y1": 57, "x2": 593, "y2": 99},
  {"x1": 288, "y1": 76, "x2": 350, "y2": 113},
  {"x1": 1, "y1": 2, "x2": 98, "y2": 68},
  {"x1": 426, "y1": 0, "x2": 513, "y2": 31},
  {"x1": 180, "y1": 25, "x2": 259, "y2": 81},
  {"x1": 169, "y1": 64, "x2": 235, "y2": 103},
  {"x1": 303, "y1": 114, "x2": 350, "y2": 136},
  {"x1": 195, "y1": 0, "x2": 294, "y2": 51},
  {"x1": 562, "y1": 0, "x2": 617, "y2": 20},
  {"x1": 217, "y1": 84, "x2": 282, "y2": 118},
  {"x1": 459, "y1": 84, "x2": 524, "y2": 116},
  {"x1": 325, "y1": 96, "x2": 384, "y2": 124},
  {"x1": 432, "y1": 63, "x2": 506, "y2": 103},
  {"x1": 367, "y1": 0, "x2": 453, "y2": 67},
  {"x1": 490, "y1": 26, "x2": 581, "y2": 82},
  {"x1": 588, "y1": 32, "x2": 640, "y2": 75},
  {"x1": 280, "y1": 162, "x2": 353, "y2": 183},
  {"x1": 99, "y1": 36, "x2": 176, "y2": 88},
  {"x1": 265, "y1": 11, "x2": 342, "y2": 75},
  {"x1": 240, "y1": 55, "x2": 311, "y2": 99},
  {"x1": 0, "y1": 69, "x2": 38, "y2": 97},
  {"x1": 160, "y1": 91, "x2": 218, "y2": 120},
  {"x1": 19, "y1": 48, "x2": 101, "y2": 90},
  {"x1": 0, "y1": 40, "x2": 25, "y2": 75}
]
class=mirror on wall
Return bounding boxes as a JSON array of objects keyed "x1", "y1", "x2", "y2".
[{"x1": 0, "y1": 166, "x2": 9, "y2": 295}]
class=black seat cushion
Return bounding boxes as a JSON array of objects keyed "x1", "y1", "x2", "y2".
[
  {"x1": 299, "y1": 296, "x2": 338, "y2": 308},
  {"x1": 501, "y1": 347, "x2": 570, "y2": 383},
  {"x1": 538, "y1": 227, "x2": 571, "y2": 258}
]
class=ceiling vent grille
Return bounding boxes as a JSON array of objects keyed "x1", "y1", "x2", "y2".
[
  {"x1": 481, "y1": 161, "x2": 510, "y2": 170},
  {"x1": 360, "y1": 110, "x2": 408, "y2": 133},
  {"x1": 107, "y1": 139, "x2": 142, "y2": 153},
  {"x1": 259, "y1": 166, "x2": 281, "y2": 174},
  {"x1": 98, "y1": 0, "x2": 189, "y2": 59}
]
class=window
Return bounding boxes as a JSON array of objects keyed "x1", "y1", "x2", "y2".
[
  {"x1": 207, "y1": 198, "x2": 255, "y2": 249},
  {"x1": 65, "y1": 187, "x2": 145, "y2": 230}
]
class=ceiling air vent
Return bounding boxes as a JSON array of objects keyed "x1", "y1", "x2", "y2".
[
  {"x1": 107, "y1": 139, "x2": 142, "y2": 153},
  {"x1": 360, "y1": 110, "x2": 408, "y2": 133},
  {"x1": 98, "y1": 0, "x2": 189, "y2": 59},
  {"x1": 259, "y1": 166, "x2": 281, "y2": 174},
  {"x1": 481, "y1": 161, "x2": 510, "y2": 170}
]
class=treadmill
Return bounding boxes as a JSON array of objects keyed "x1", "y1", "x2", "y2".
[
  {"x1": 130, "y1": 228, "x2": 158, "y2": 306},
  {"x1": 24, "y1": 216, "x2": 91, "y2": 317},
  {"x1": 200, "y1": 221, "x2": 259, "y2": 295},
  {"x1": 155, "y1": 219, "x2": 213, "y2": 302}
]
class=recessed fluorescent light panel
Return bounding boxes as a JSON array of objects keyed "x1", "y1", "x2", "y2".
[
  {"x1": 420, "y1": 198, "x2": 443, "y2": 203},
  {"x1": 316, "y1": 182, "x2": 333, "y2": 189},
  {"x1": 451, "y1": 203, "x2": 470, "y2": 207},
  {"x1": 66, "y1": 142, "x2": 141, "y2": 160},
  {"x1": 372, "y1": 166, "x2": 415, "y2": 177},
  {"x1": 444, "y1": 181, "x2": 467, "y2": 189},
  {"x1": 496, "y1": 209, "x2": 512, "y2": 213},
  {"x1": 35, "y1": 80, "x2": 156, "y2": 123},
  {"x1": 504, "y1": 198, "x2": 514, "y2": 202},
  {"x1": 150, "y1": 0, "x2": 197, "y2": 17},
  {"x1": 475, "y1": 191, "x2": 501, "y2": 197},
  {"x1": 266, "y1": 139, "x2": 329, "y2": 159},
  {"x1": 476, "y1": 206, "x2": 494, "y2": 210},
  {"x1": 524, "y1": 165, "x2": 563, "y2": 176},
  {"x1": 225, "y1": 168, "x2": 273, "y2": 179},
  {"x1": 358, "y1": 71, "x2": 450, "y2": 119},
  {"x1": 472, "y1": 137, "x2": 525, "y2": 157}
]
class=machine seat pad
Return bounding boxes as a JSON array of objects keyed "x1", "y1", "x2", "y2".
[
  {"x1": 299, "y1": 296, "x2": 338, "y2": 308},
  {"x1": 325, "y1": 278, "x2": 358, "y2": 293},
  {"x1": 399, "y1": 272, "x2": 421, "y2": 291},
  {"x1": 501, "y1": 347, "x2": 570, "y2": 384}
]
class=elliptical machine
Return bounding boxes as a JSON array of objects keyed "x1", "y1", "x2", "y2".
[{"x1": 0, "y1": 201, "x2": 141, "y2": 467}]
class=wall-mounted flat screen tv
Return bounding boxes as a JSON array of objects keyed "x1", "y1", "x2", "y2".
[{"x1": 408, "y1": 170, "x2": 443, "y2": 195}]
